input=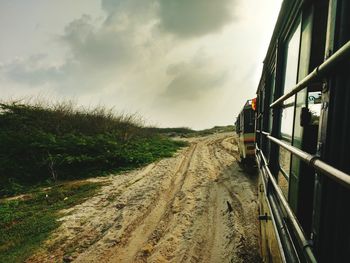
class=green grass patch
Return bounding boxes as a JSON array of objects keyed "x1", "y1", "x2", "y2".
[
  {"x1": 0, "y1": 181, "x2": 102, "y2": 263},
  {"x1": 0, "y1": 100, "x2": 190, "y2": 261},
  {"x1": 0, "y1": 101, "x2": 188, "y2": 197}
]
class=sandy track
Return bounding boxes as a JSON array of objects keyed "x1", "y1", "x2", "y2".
[{"x1": 27, "y1": 133, "x2": 260, "y2": 263}]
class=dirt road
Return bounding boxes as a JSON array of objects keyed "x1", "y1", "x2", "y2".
[{"x1": 28, "y1": 133, "x2": 261, "y2": 263}]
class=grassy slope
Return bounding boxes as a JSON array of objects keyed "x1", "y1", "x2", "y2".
[
  {"x1": 0, "y1": 101, "x2": 233, "y2": 262},
  {"x1": 0, "y1": 102, "x2": 187, "y2": 197},
  {"x1": 0, "y1": 101, "x2": 188, "y2": 262},
  {"x1": 0, "y1": 181, "x2": 102, "y2": 263}
]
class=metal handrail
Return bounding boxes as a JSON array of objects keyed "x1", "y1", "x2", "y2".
[
  {"x1": 256, "y1": 148, "x2": 317, "y2": 262},
  {"x1": 270, "y1": 40, "x2": 350, "y2": 107},
  {"x1": 260, "y1": 131, "x2": 350, "y2": 189},
  {"x1": 279, "y1": 166, "x2": 290, "y2": 180},
  {"x1": 256, "y1": 152, "x2": 288, "y2": 263}
]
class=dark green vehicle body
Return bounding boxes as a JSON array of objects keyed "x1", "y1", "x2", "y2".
[{"x1": 254, "y1": 0, "x2": 350, "y2": 262}]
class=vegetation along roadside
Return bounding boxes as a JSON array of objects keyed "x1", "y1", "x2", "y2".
[
  {"x1": 0, "y1": 99, "x2": 189, "y2": 262},
  {"x1": 0, "y1": 100, "x2": 188, "y2": 197},
  {"x1": 0, "y1": 181, "x2": 102, "y2": 263}
]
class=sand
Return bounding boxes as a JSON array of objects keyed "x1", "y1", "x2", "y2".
[{"x1": 27, "y1": 133, "x2": 261, "y2": 263}]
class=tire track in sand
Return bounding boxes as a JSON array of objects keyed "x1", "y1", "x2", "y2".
[
  {"x1": 107, "y1": 143, "x2": 198, "y2": 263},
  {"x1": 208, "y1": 136, "x2": 261, "y2": 263},
  {"x1": 208, "y1": 142, "x2": 245, "y2": 221},
  {"x1": 27, "y1": 133, "x2": 260, "y2": 263},
  {"x1": 198, "y1": 138, "x2": 234, "y2": 263},
  {"x1": 175, "y1": 139, "x2": 222, "y2": 263}
]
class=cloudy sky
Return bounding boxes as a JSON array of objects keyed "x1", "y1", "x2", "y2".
[{"x1": 0, "y1": 0, "x2": 281, "y2": 129}]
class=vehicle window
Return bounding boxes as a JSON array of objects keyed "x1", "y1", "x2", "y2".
[
  {"x1": 244, "y1": 109, "x2": 255, "y2": 133},
  {"x1": 283, "y1": 23, "x2": 301, "y2": 95},
  {"x1": 280, "y1": 22, "x2": 301, "y2": 141},
  {"x1": 280, "y1": 106, "x2": 294, "y2": 140},
  {"x1": 278, "y1": 21, "x2": 301, "y2": 193}
]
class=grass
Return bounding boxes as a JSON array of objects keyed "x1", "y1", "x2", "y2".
[
  {"x1": 0, "y1": 99, "x2": 188, "y2": 261},
  {"x1": 0, "y1": 181, "x2": 102, "y2": 263},
  {"x1": 0, "y1": 99, "x2": 231, "y2": 261},
  {"x1": 0, "y1": 100, "x2": 187, "y2": 197}
]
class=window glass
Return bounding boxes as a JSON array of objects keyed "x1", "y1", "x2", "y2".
[
  {"x1": 308, "y1": 91, "x2": 322, "y2": 125},
  {"x1": 269, "y1": 72, "x2": 275, "y2": 132},
  {"x1": 283, "y1": 23, "x2": 301, "y2": 95},
  {"x1": 235, "y1": 116, "x2": 240, "y2": 133},
  {"x1": 278, "y1": 171, "x2": 289, "y2": 198},
  {"x1": 244, "y1": 109, "x2": 255, "y2": 133},
  {"x1": 280, "y1": 22, "x2": 301, "y2": 141},
  {"x1": 278, "y1": 21, "x2": 301, "y2": 194},
  {"x1": 266, "y1": 72, "x2": 275, "y2": 162},
  {"x1": 288, "y1": 12, "x2": 316, "y2": 215},
  {"x1": 278, "y1": 146, "x2": 291, "y2": 198},
  {"x1": 293, "y1": 12, "x2": 312, "y2": 147},
  {"x1": 281, "y1": 106, "x2": 294, "y2": 140}
]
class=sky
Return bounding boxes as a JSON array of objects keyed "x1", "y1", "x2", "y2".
[{"x1": 0, "y1": 0, "x2": 282, "y2": 130}]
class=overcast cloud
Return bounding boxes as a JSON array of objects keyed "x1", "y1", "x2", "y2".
[
  {"x1": 163, "y1": 54, "x2": 227, "y2": 101},
  {"x1": 0, "y1": 0, "x2": 282, "y2": 129},
  {"x1": 158, "y1": 0, "x2": 235, "y2": 38}
]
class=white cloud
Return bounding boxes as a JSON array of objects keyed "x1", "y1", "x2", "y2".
[{"x1": 0, "y1": 0, "x2": 282, "y2": 129}]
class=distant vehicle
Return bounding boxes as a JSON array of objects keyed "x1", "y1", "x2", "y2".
[
  {"x1": 235, "y1": 98, "x2": 256, "y2": 164},
  {"x1": 254, "y1": 0, "x2": 350, "y2": 262}
]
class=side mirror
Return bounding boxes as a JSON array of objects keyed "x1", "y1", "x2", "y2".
[{"x1": 300, "y1": 107, "x2": 312, "y2": 127}]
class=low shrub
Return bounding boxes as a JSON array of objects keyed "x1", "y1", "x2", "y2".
[{"x1": 0, "y1": 101, "x2": 187, "y2": 197}]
